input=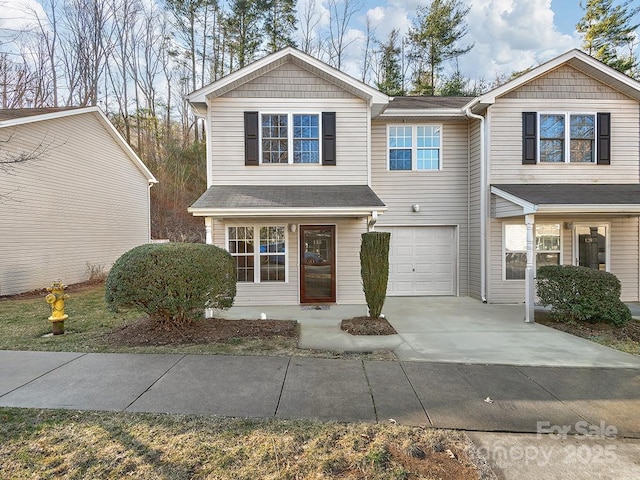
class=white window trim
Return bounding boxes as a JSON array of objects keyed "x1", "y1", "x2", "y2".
[
  {"x1": 537, "y1": 112, "x2": 597, "y2": 164},
  {"x1": 259, "y1": 111, "x2": 322, "y2": 165},
  {"x1": 572, "y1": 222, "x2": 610, "y2": 272},
  {"x1": 502, "y1": 222, "x2": 562, "y2": 281},
  {"x1": 387, "y1": 124, "x2": 443, "y2": 171},
  {"x1": 225, "y1": 224, "x2": 288, "y2": 283}
]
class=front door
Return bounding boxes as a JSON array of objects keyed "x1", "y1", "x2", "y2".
[
  {"x1": 300, "y1": 225, "x2": 336, "y2": 303},
  {"x1": 574, "y1": 224, "x2": 608, "y2": 271}
]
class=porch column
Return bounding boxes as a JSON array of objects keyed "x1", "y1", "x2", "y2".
[
  {"x1": 205, "y1": 217, "x2": 213, "y2": 244},
  {"x1": 524, "y1": 214, "x2": 535, "y2": 323}
]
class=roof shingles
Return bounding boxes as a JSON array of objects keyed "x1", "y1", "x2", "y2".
[{"x1": 191, "y1": 185, "x2": 385, "y2": 210}]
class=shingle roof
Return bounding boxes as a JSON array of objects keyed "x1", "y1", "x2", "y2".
[
  {"x1": 492, "y1": 184, "x2": 640, "y2": 205},
  {"x1": 0, "y1": 107, "x2": 84, "y2": 121},
  {"x1": 388, "y1": 96, "x2": 475, "y2": 110},
  {"x1": 191, "y1": 185, "x2": 385, "y2": 209}
]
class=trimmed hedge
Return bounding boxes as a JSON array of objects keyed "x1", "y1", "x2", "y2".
[
  {"x1": 536, "y1": 265, "x2": 631, "y2": 326},
  {"x1": 360, "y1": 231, "x2": 391, "y2": 319},
  {"x1": 105, "y1": 243, "x2": 236, "y2": 327}
]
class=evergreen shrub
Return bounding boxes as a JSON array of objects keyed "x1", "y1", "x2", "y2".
[
  {"x1": 536, "y1": 265, "x2": 631, "y2": 326},
  {"x1": 105, "y1": 243, "x2": 236, "y2": 327}
]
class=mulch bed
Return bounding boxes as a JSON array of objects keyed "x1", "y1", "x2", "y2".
[
  {"x1": 105, "y1": 317, "x2": 299, "y2": 346},
  {"x1": 340, "y1": 316, "x2": 398, "y2": 335},
  {"x1": 536, "y1": 311, "x2": 640, "y2": 343}
]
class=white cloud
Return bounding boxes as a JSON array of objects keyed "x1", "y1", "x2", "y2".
[
  {"x1": 459, "y1": 0, "x2": 579, "y2": 79},
  {"x1": 0, "y1": 0, "x2": 47, "y2": 33}
]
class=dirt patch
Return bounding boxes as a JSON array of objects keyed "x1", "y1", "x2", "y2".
[
  {"x1": 106, "y1": 316, "x2": 299, "y2": 347},
  {"x1": 341, "y1": 316, "x2": 398, "y2": 335},
  {"x1": 536, "y1": 311, "x2": 640, "y2": 344},
  {"x1": 0, "y1": 280, "x2": 102, "y2": 301}
]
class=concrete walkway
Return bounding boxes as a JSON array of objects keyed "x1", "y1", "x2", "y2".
[
  {"x1": 1, "y1": 350, "x2": 639, "y2": 439},
  {"x1": 219, "y1": 297, "x2": 640, "y2": 368}
]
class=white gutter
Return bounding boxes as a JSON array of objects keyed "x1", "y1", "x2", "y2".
[
  {"x1": 466, "y1": 107, "x2": 487, "y2": 302},
  {"x1": 187, "y1": 207, "x2": 387, "y2": 217}
]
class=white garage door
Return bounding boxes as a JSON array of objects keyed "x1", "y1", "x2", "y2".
[{"x1": 378, "y1": 226, "x2": 457, "y2": 296}]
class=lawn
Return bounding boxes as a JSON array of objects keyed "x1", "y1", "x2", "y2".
[
  {"x1": 0, "y1": 284, "x2": 395, "y2": 360},
  {"x1": 0, "y1": 408, "x2": 494, "y2": 480}
]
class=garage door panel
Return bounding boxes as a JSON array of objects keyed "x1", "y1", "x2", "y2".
[
  {"x1": 395, "y1": 246, "x2": 414, "y2": 257},
  {"x1": 395, "y1": 263, "x2": 414, "y2": 274},
  {"x1": 378, "y1": 226, "x2": 456, "y2": 296}
]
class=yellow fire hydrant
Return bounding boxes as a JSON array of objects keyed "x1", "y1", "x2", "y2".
[{"x1": 46, "y1": 280, "x2": 69, "y2": 335}]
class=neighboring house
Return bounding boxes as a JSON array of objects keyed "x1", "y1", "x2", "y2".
[
  {"x1": 187, "y1": 47, "x2": 640, "y2": 320},
  {"x1": 0, "y1": 107, "x2": 157, "y2": 296}
]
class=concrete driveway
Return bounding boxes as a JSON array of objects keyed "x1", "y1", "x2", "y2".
[{"x1": 219, "y1": 296, "x2": 640, "y2": 368}]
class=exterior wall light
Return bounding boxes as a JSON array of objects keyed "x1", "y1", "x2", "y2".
[{"x1": 412, "y1": 204, "x2": 420, "y2": 212}]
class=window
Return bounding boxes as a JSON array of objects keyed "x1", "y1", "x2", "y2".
[
  {"x1": 261, "y1": 113, "x2": 320, "y2": 164},
  {"x1": 504, "y1": 223, "x2": 561, "y2": 280},
  {"x1": 293, "y1": 114, "x2": 320, "y2": 163},
  {"x1": 262, "y1": 114, "x2": 288, "y2": 163},
  {"x1": 539, "y1": 113, "x2": 595, "y2": 163},
  {"x1": 228, "y1": 226, "x2": 286, "y2": 283},
  {"x1": 388, "y1": 125, "x2": 441, "y2": 170}
]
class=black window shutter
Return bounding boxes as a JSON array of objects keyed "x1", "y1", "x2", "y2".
[
  {"x1": 522, "y1": 112, "x2": 537, "y2": 165},
  {"x1": 244, "y1": 111, "x2": 259, "y2": 166},
  {"x1": 322, "y1": 112, "x2": 336, "y2": 166},
  {"x1": 597, "y1": 112, "x2": 610, "y2": 165}
]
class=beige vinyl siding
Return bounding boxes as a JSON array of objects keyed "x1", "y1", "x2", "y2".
[
  {"x1": 489, "y1": 67, "x2": 640, "y2": 184},
  {"x1": 221, "y1": 62, "x2": 355, "y2": 99},
  {"x1": 492, "y1": 196, "x2": 526, "y2": 218},
  {"x1": 209, "y1": 63, "x2": 369, "y2": 186},
  {"x1": 371, "y1": 120, "x2": 470, "y2": 296},
  {"x1": 489, "y1": 215, "x2": 640, "y2": 303},
  {"x1": 0, "y1": 113, "x2": 151, "y2": 296},
  {"x1": 468, "y1": 119, "x2": 482, "y2": 299},
  {"x1": 211, "y1": 216, "x2": 367, "y2": 306}
]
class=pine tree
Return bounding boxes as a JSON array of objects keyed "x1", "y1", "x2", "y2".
[
  {"x1": 225, "y1": 0, "x2": 264, "y2": 69},
  {"x1": 262, "y1": 0, "x2": 297, "y2": 53},
  {"x1": 577, "y1": 0, "x2": 639, "y2": 76},
  {"x1": 375, "y1": 29, "x2": 405, "y2": 96},
  {"x1": 408, "y1": 0, "x2": 473, "y2": 95}
]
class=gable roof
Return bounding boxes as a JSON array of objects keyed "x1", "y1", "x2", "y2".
[
  {"x1": 469, "y1": 49, "x2": 640, "y2": 112},
  {"x1": 0, "y1": 107, "x2": 157, "y2": 184},
  {"x1": 189, "y1": 185, "x2": 386, "y2": 217},
  {"x1": 186, "y1": 47, "x2": 389, "y2": 117}
]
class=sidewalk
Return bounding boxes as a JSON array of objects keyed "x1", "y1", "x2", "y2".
[{"x1": 1, "y1": 350, "x2": 639, "y2": 437}]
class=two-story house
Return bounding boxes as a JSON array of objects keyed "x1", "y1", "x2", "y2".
[{"x1": 187, "y1": 47, "x2": 640, "y2": 320}]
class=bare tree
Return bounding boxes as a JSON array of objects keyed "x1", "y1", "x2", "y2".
[
  {"x1": 59, "y1": 0, "x2": 115, "y2": 106},
  {"x1": 327, "y1": 0, "x2": 363, "y2": 70},
  {"x1": 359, "y1": 14, "x2": 375, "y2": 83},
  {"x1": 298, "y1": 0, "x2": 324, "y2": 56}
]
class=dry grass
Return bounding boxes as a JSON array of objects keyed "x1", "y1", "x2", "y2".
[
  {"x1": 0, "y1": 408, "x2": 495, "y2": 480},
  {"x1": 0, "y1": 284, "x2": 396, "y2": 360},
  {"x1": 536, "y1": 311, "x2": 640, "y2": 356}
]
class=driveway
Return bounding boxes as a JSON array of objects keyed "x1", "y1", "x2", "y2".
[{"x1": 219, "y1": 296, "x2": 640, "y2": 368}]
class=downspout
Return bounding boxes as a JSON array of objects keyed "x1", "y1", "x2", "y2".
[{"x1": 465, "y1": 107, "x2": 487, "y2": 302}]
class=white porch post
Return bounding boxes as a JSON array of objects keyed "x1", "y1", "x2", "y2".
[
  {"x1": 205, "y1": 217, "x2": 213, "y2": 245},
  {"x1": 524, "y1": 214, "x2": 535, "y2": 323}
]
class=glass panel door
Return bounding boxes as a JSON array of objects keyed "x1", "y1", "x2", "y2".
[
  {"x1": 300, "y1": 225, "x2": 335, "y2": 303},
  {"x1": 574, "y1": 225, "x2": 607, "y2": 271}
]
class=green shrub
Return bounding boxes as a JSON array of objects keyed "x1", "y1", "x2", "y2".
[
  {"x1": 536, "y1": 265, "x2": 631, "y2": 326},
  {"x1": 105, "y1": 243, "x2": 236, "y2": 327},
  {"x1": 360, "y1": 232, "x2": 391, "y2": 319}
]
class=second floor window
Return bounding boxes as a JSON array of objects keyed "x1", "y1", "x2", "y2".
[
  {"x1": 262, "y1": 113, "x2": 320, "y2": 164},
  {"x1": 540, "y1": 113, "x2": 595, "y2": 163},
  {"x1": 388, "y1": 125, "x2": 441, "y2": 171}
]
